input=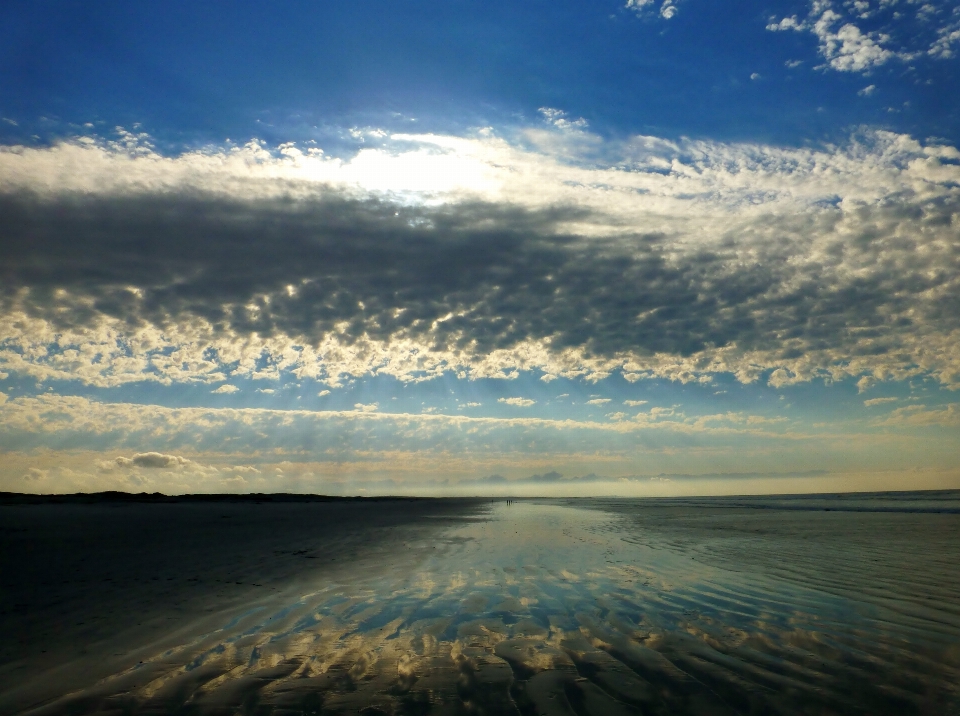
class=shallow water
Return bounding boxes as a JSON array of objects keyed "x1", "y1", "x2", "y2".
[{"x1": 7, "y1": 495, "x2": 960, "y2": 715}]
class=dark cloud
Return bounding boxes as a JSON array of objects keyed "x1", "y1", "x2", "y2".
[
  {"x1": 1, "y1": 186, "x2": 958, "y2": 379},
  {"x1": 649, "y1": 470, "x2": 829, "y2": 480},
  {"x1": 464, "y1": 471, "x2": 606, "y2": 486},
  {"x1": 461, "y1": 469, "x2": 831, "y2": 487},
  {"x1": 115, "y1": 452, "x2": 188, "y2": 469}
]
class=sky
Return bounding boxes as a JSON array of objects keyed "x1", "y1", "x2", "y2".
[{"x1": 1, "y1": 0, "x2": 959, "y2": 496}]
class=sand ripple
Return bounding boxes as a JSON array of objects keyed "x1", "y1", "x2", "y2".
[{"x1": 12, "y1": 496, "x2": 960, "y2": 715}]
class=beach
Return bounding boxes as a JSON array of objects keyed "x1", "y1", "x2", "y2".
[{"x1": 1, "y1": 492, "x2": 958, "y2": 715}]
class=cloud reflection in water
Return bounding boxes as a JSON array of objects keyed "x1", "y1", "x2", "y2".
[{"x1": 38, "y1": 500, "x2": 960, "y2": 715}]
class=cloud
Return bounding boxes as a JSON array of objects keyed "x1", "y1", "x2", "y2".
[
  {"x1": 1, "y1": 393, "x2": 954, "y2": 492},
  {"x1": 2, "y1": 126, "x2": 960, "y2": 392},
  {"x1": 625, "y1": 0, "x2": 680, "y2": 20},
  {"x1": 858, "y1": 84, "x2": 876, "y2": 96},
  {"x1": 586, "y1": 398, "x2": 611, "y2": 405},
  {"x1": 645, "y1": 469, "x2": 829, "y2": 480},
  {"x1": 767, "y1": 1, "x2": 960, "y2": 73},
  {"x1": 623, "y1": 400, "x2": 648, "y2": 406},
  {"x1": 459, "y1": 470, "x2": 604, "y2": 486},
  {"x1": 212, "y1": 385, "x2": 240, "y2": 394},
  {"x1": 229, "y1": 465, "x2": 261, "y2": 474},
  {"x1": 318, "y1": 390, "x2": 331, "y2": 397},
  {"x1": 22, "y1": 467, "x2": 47, "y2": 482},
  {"x1": 538, "y1": 107, "x2": 588, "y2": 131},
  {"x1": 526, "y1": 471, "x2": 563, "y2": 482},
  {"x1": 0, "y1": 393, "x2": 823, "y2": 457},
  {"x1": 114, "y1": 452, "x2": 190, "y2": 469},
  {"x1": 499, "y1": 397, "x2": 536, "y2": 407},
  {"x1": 929, "y1": 20, "x2": 960, "y2": 59},
  {"x1": 873, "y1": 404, "x2": 960, "y2": 428},
  {"x1": 354, "y1": 402, "x2": 379, "y2": 412},
  {"x1": 768, "y1": 10, "x2": 895, "y2": 72},
  {"x1": 863, "y1": 397, "x2": 898, "y2": 407},
  {"x1": 769, "y1": 369, "x2": 799, "y2": 389},
  {"x1": 472, "y1": 474, "x2": 508, "y2": 484}
]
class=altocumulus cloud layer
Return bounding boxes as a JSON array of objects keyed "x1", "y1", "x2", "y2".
[{"x1": 2, "y1": 123, "x2": 959, "y2": 392}]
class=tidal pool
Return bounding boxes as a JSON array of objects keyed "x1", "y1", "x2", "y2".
[{"x1": 4, "y1": 495, "x2": 959, "y2": 715}]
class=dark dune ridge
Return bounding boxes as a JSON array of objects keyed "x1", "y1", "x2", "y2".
[
  {"x1": 1, "y1": 491, "x2": 958, "y2": 715},
  {"x1": 0, "y1": 492, "x2": 431, "y2": 505}
]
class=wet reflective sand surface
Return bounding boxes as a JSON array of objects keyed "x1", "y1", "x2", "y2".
[{"x1": 3, "y1": 494, "x2": 959, "y2": 715}]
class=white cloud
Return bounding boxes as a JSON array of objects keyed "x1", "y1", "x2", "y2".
[
  {"x1": 586, "y1": 398, "x2": 611, "y2": 405},
  {"x1": 212, "y1": 384, "x2": 239, "y2": 394},
  {"x1": 647, "y1": 406, "x2": 677, "y2": 420},
  {"x1": 625, "y1": 0, "x2": 681, "y2": 19},
  {"x1": 929, "y1": 23, "x2": 960, "y2": 58},
  {"x1": 873, "y1": 404, "x2": 960, "y2": 427},
  {"x1": 769, "y1": 368, "x2": 799, "y2": 389},
  {"x1": 498, "y1": 397, "x2": 536, "y2": 407},
  {"x1": 318, "y1": 390, "x2": 331, "y2": 396},
  {"x1": 625, "y1": 0, "x2": 654, "y2": 13},
  {"x1": 623, "y1": 399, "x2": 648, "y2": 406},
  {"x1": 767, "y1": 7, "x2": 896, "y2": 72},
  {"x1": 354, "y1": 402, "x2": 379, "y2": 412},
  {"x1": 864, "y1": 397, "x2": 898, "y2": 406},
  {"x1": 538, "y1": 107, "x2": 588, "y2": 131},
  {"x1": 768, "y1": 1, "x2": 960, "y2": 73},
  {"x1": 817, "y1": 19, "x2": 895, "y2": 72},
  {"x1": 858, "y1": 84, "x2": 876, "y2": 96}
]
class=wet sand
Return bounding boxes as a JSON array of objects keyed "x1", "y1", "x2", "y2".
[
  {"x1": 0, "y1": 496, "x2": 491, "y2": 715},
  {"x1": 1, "y1": 492, "x2": 958, "y2": 715}
]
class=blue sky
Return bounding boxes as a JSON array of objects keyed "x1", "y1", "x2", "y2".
[
  {"x1": 3, "y1": 0, "x2": 959, "y2": 147},
  {"x1": 1, "y1": 0, "x2": 959, "y2": 495}
]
